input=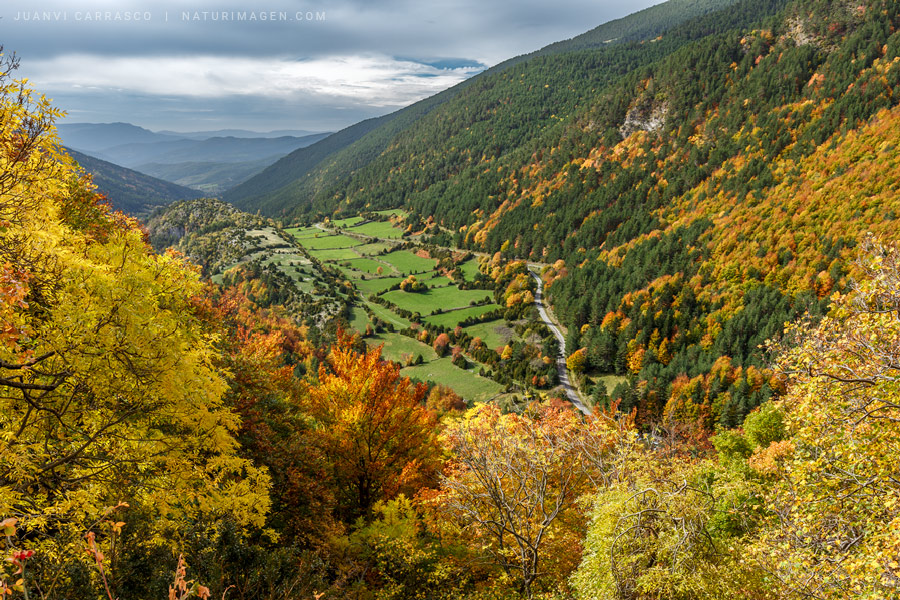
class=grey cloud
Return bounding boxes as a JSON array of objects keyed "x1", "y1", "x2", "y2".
[{"x1": 1, "y1": 0, "x2": 664, "y2": 131}]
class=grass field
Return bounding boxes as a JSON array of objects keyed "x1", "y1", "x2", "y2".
[
  {"x1": 331, "y1": 216, "x2": 364, "y2": 228},
  {"x1": 356, "y1": 276, "x2": 404, "y2": 295},
  {"x1": 420, "y1": 272, "x2": 453, "y2": 286},
  {"x1": 284, "y1": 226, "x2": 321, "y2": 239},
  {"x1": 425, "y1": 304, "x2": 504, "y2": 328},
  {"x1": 298, "y1": 234, "x2": 362, "y2": 250},
  {"x1": 368, "y1": 332, "x2": 436, "y2": 363},
  {"x1": 463, "y1": 319, "x2": 516, "y2": 350},
  {"x1": 374, "y1": 208, "x2": 408, "y2": 218},
  {"x1": 380, "y1": 250, "x2": 436, "y2": 274},
  {"x1": 342, "y1": 258, "x2": 392, "y2": 275},
  {"x1": 350, "y1": 220, "x2": 404, "y2": 239},
  {"x1": 348, "y1": 306, "x2": 370, "y2": 332},
  {"x1": 261, "y1": 251, "x2": 308, "y2": 267},
  {"x1": 307, "y1": 248, "x2": 363, "y2": 261},
  {"x1": 245, "y1": 229, "x2": 292, "y2": 252},
  {"x1": 383, "y1": 286, "x2": 494, "y2": 315},
  {"x1": 281, "y1": 214, "x2": 524, "y2": 404},
  {"x1": 594, "y1": 374, "x2": 628, "y2": 394},
  {"x1": 402, "y1": 357, "x2": 503, "y2": 402},
  {"x1": 365, "y1": 302, "x2": 411, "y2": 328},
  {"x1": 352, "y1": 242, "x2": 393, "y2": 256},
  {"x1": 459, "y1": 259, "x2": 482, "y2": 281}
]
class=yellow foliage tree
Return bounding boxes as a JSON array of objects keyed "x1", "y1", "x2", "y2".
[
  {"x1": 437, "y1": 403, "x2": 635, "y2": 599},
  {"x1": 762, "y1": 236, "x2": 900, "y2": 599},
  {"x1": 0, "y1": 51, "x2": 269, "y2": 587},
  {"x1": 566, "y1": 347, "x2": 588, "y2": 373}
]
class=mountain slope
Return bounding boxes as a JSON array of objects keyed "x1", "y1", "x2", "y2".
[
  {"x1": 223, "y1": 0, "x2": 742, "y2": 213},
  {"x1": 68, "y1": 148, "x2": 203, "y2": 216}
]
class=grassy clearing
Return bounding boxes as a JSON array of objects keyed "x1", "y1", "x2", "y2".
[
  {"x1": 425, "y1": 304, "x2": 504, "y2": 329},
  {"x1": 261, "y1": 252, "x2": 308, "y2": 268},
  {"x1": 356, "y1": 276, "x2": 404, "y2": 295},
  {"x1": 348, "y1": 306, "x2": 370, "y2": 333},
  {"x1": 375, "y1": 208, "x2": 408, "y2": 218},
  {"x1": 284, "y1": 226, "x2": 321, "y2": 239},
  {"x1": 307, "y1": 248, "x2": 363, "y2": 261},
  {"x1": 352, "y1": 242, "x2": 393, "y2": 256},
  {"x1": 365, "y1": 301, "x2": 411, "y2": 328},
  {"x1": 341, "y1": 258, "x2": 392, "y2": 275},
  {"x1": 594, "y1": 374, "x2": 628, "y2": 394},
  {"x1": 463, "y1": 320, "x2": 516, "y2": 350},
  {"x1": 402, "y1": 358, "x2": 503, "y2": 403},
  {"x1": 380, "y1": 250, "x2": 436, "y2": 274},
  {"x1": 299, "y1": 234, "x2": 362, "y2": 250},
  {"x1": 369, "y1": 332, "x2": 436, "y2": 363},
  {"x1": 350, "y1": 220, "x2": 404, "y2": 239},
  {"x1": 459, "y1": 259, "x2": 482, "y2": 281},
  {"x1": 382, "y1": 286, "x2": 494, "y2": 315},
  {"x1": 333, "y1": 265, "x2": 363, "y2": 280},
  {"x1": 331, "y1": 216, "x2": 364, "y2": 228},
  {"x1": 246, "y1": 228, "x2": 289, "y2": 247},
  {"x1": 420, "y1": 272, "x2": 453, "y2": 286}
]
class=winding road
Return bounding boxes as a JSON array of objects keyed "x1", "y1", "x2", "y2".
[{"x1": 528, "y1": 267, "x2": 590, "y2": 415}]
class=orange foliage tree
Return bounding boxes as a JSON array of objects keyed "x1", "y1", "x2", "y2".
[{"x1": 303, "y1": 335, "x2": 442, "y2": 520}]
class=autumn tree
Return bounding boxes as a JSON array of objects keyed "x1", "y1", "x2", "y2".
[
  {"x1": 759, "y1": 236, "x2": 900, "y2": 599},
  {"x1": 573, "y1": 453, "x2": 775, "y2": 600},
  {"x1": 566, "y1": 347, "x2": 588, "y2": 373},
  {"x1": 433, "y1": 332, "x2": 451, "y2": 357},
  {"x1": 438, "y1": 403, "x2": 635, "y2": 598},
  {"x1": 425, "y1": 384, "x2": 467, "y2": 417},
  {"x1": 303, "y1": 335, "x2": 442, "y2": 520},
  {"x1": 0, "y1": 50, "x2": 270, "y2": 595},
  {"x1": 194, "y1": 285, "x2": 339, "y2": 550}
]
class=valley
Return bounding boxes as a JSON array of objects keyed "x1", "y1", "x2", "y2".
[{"x1": 173, "y1": 201, "x2": 592, "y2": 408}]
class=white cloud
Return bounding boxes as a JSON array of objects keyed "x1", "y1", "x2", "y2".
[{"x1": 25, "y1": 53, "x2": 479, "y2": 107}]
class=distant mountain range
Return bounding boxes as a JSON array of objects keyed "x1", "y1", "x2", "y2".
[
  {"x1": 57, "y1": 123, "x2": 331, "y2": 195},
  {"x1": 156, "y1": 128, "x2": 321, "y2": 139},
  {"x1": 67, "y1": 148, "x2": 203, "y2": 216}
]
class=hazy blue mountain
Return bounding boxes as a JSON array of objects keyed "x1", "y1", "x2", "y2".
[
  {"x1": 93, "y1": 133, "x2": 330, "y2": 169},
  {"x1": 156, "y1": 128, "x2": 322, "y2": 139},
  {"x1": 58, "y1": 122, "x2": 182, "y2": 153},
  {"x1": 136, "y1": 156, "x2": 284, "y2": 195},
  {"x1": 58, "y1": 124, "x2": 331, "y2": 196},
  {"x1": 67, "y1": 148, "x2": 203, "y2": 216}
]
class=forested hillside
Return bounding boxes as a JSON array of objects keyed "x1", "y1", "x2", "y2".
[
  {"x1": 67, "y1": 148, "x2": 202, "y2": 216},
  {"x1": 223, "y1": 0, "x2": 741, "y2": 214}
]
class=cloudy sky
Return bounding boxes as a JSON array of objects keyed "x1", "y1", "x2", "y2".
[{"x1": 1, "y1": 0, "x2": 662, "y2": 133}]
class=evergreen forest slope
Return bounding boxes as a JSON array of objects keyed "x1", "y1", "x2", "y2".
[
  {"x1": 68, "y1": 148, "x2": 203, "y2": 216},
  {"x1": 223, "y1": 0, "x2": 742, "y2": 213}
]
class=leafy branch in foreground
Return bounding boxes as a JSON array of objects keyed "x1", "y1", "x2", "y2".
[{"x1": 437, "y1": 402, "x2": 636, "y2": 598}]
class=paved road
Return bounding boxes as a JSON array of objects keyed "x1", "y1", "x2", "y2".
[{"x1": 528, "y1": 268, "x2": 590, "y2": 415}]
